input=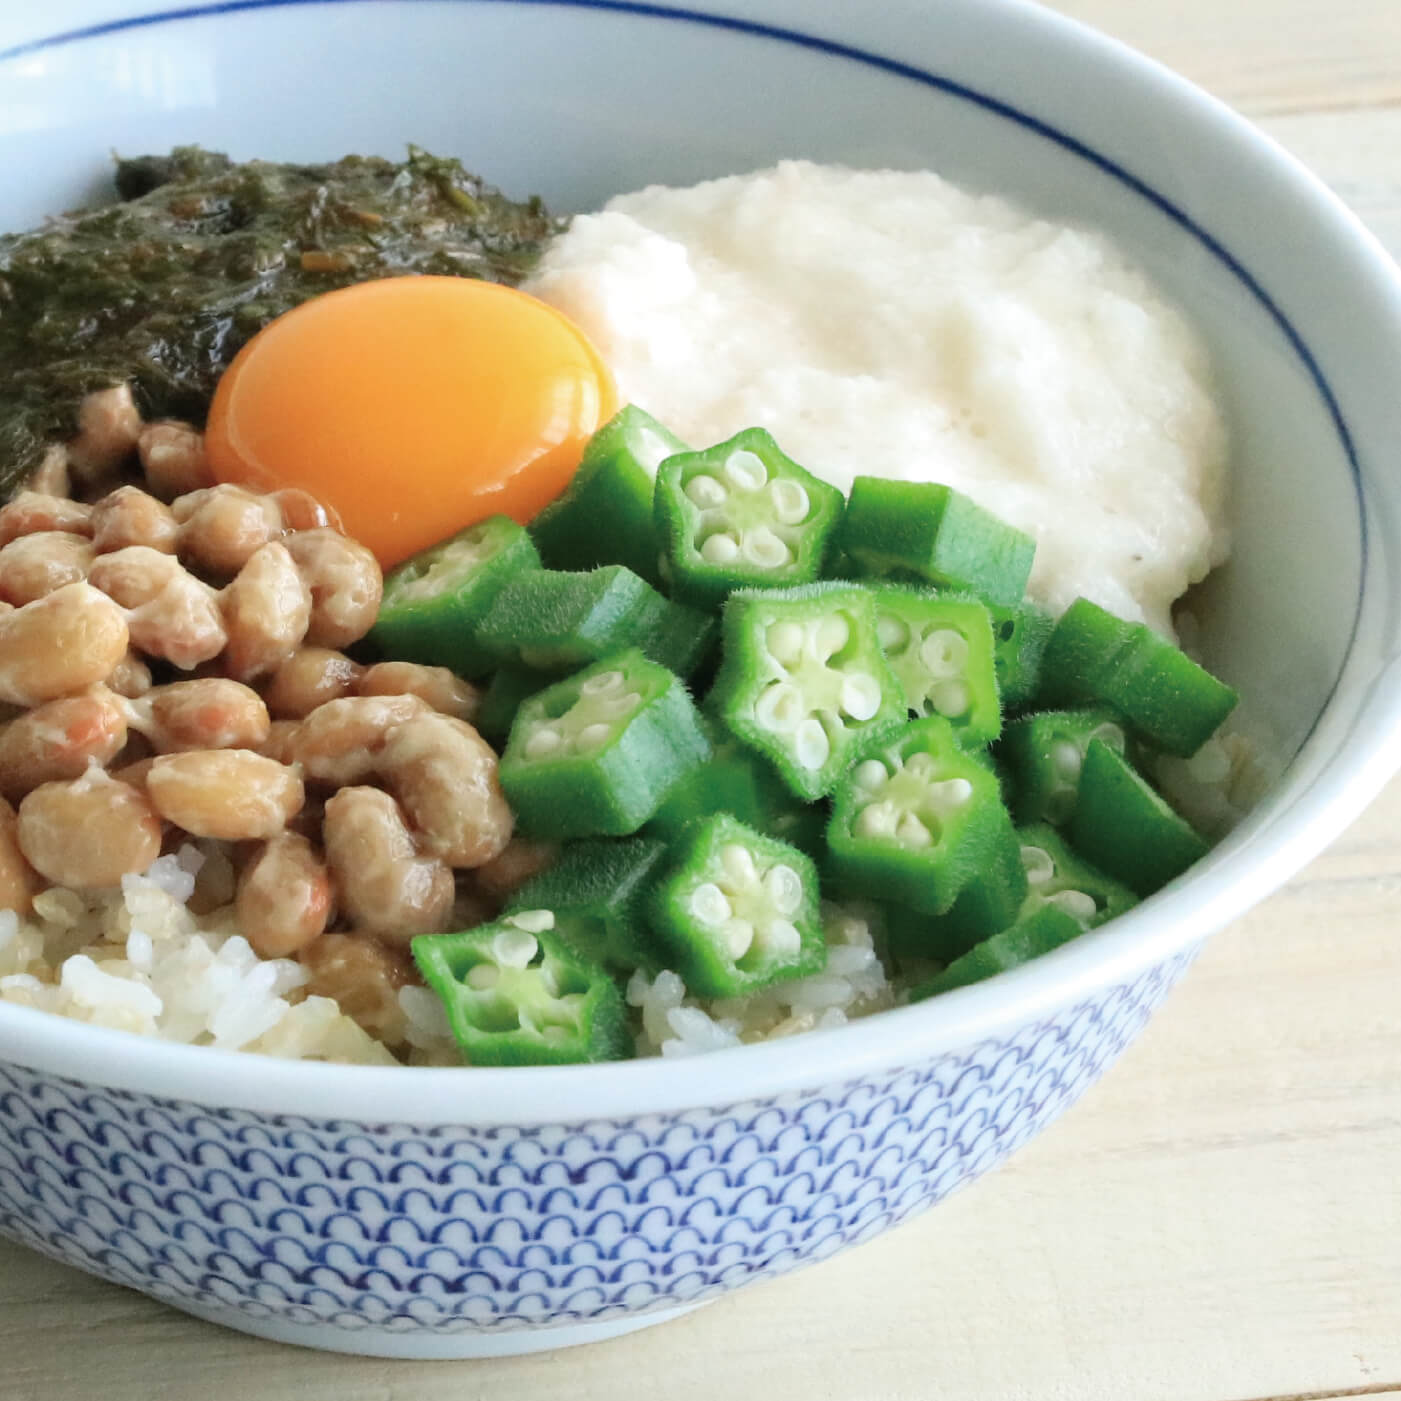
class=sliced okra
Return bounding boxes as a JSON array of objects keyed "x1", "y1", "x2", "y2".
[
  {"x1": 904, "y1": 824, "x2": 1030, "y2": 963},
  {"x1": 653, "y1": 429, "x2": 845, "y2": 609},
  {"x1": 826, "y1": 715, "x2": 1019, "y2": 916},
  {"x1": 646, "y1": 727, "x2": 795, "y2": 845},
  {"x1": 1068, "y1": 739, "x2": 1209, "y2": 896},
  {"x1": 529, "y1": 405, "x2": 685, "y2": 585},
  {"x1": 710, "y1": 583, "x2": 906, "y2": 801},
  {"x1": 1038, "y1": 596, "x2": 1238, "y2": 757},
  {"x1": 909, "y1": 904, "x2": 1085, "y2": 1000},
  {"x1": 999, "y1": 707, "x2": 1129, "y2": 825},
  {"x1": 649, "y1": 814, "x2": 825, "y2": 998},
  {"x1": 1015, "y1": 822, "x2": 1138, "y2": 928},
  {"x1": 412, "y1": 912, "x2": 629, "y2": 1065},
  {"x1": 475, "y1": 564, "x2": 715, "y2": 679},
  {"x1": 838, "y1": 476, "x2": 1035, "y2": 606},
  {"x1": 500, "y1": 648, "x2": 711, "y2": 839},
  {"x1": 476, "y1": 665, "x2": 552, "y2": 747},
  {"x1": 872, "y1": 586, "x2": 1002, "y2": 744},
  {"x1": 984, "y1": 598, "x2": 1054, "y2": 712},
  {"x1": 506, "y1": 835, "x2": 668, "y2": 975},
  {"x1": 369, "y1": 515, "x2": 541, "y2": 677}
]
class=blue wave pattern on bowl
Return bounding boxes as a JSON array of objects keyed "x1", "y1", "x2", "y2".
[{"x1": 0, "y1": 953, "x2": 1188, "y2": 1335}]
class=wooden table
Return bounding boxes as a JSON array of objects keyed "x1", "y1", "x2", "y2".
[{"x1": 5, "y1": 3, "x2": 1401, "y2": 1398}]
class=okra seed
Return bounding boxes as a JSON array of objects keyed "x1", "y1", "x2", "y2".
[
  {"x1": 839, "y1": 671, "x2": 882, "y2": 721},
  {"x1": 903, "y1": 752, "x2": 936, "y2": 778},
  {"x1": 1048, "y1": 889, "x2": 1099, "y2": 922},
  {"x1": 600, "y1": 690, "x2": 642, "y2": 719},
  {"x1": 685, "y1": 474, "x2": 728, "y2": 509},
  {"x1": 896, "y1": 813, "x2": 933, "y2": 848},
  {"x1": 919, "y1": 628, "x2": 969, "y2": 679},
  {"x1": 1021, "y1": 845, "x2": 1056, "y2": 886},
  {"x1": 505, "y1": 908, "x2": 555, "y2": 933},
  {"x1": 809, "y1": 614, "x2": 849, "y2": 660},
  {"x1": 794, "y1": 716, "x2": 831, "y2": 770},
  {"x1": 492, "y1": 928, "x2": 539, "y2": 969},
  {"x1": 580, "y1": 669, "x2": 625, "y2": 696},
  {"x1": 853, "y1": 759, "x2": 889, "y2": 792},
  {"x1": 724, "y1": 918, "x2": 755, "y2": 958},
  {"x1": 690, "y1": 881, "x2": 732, "y2": 926},
  {"x1": 701, "y1": 531, "x2": 741, "y2": 564},
  {"x1": 768, "y1": 479, "x2": 810, "y2": 525},
  {"x1": 763, "y1": 919, "x2": 802, "y2": 956},
  {"x1": 1050, "y1": 740, "x2": 1083, "y2": 782},
  {"x1": 927, "y1": 777, "x2": 974, "y2": 813},
  {"x1": 741, "y1": 526, "x2": 791, "y2": 569},
  {"x1": 576, "y1": 722, "x2": 614, "y2": 752},
  {"x1": 764, "y1": 864, "x2": 804, "y2": 916},
  {"x1": 719, "y1": 842, "x2": 759, "y2": 888},
  {"x1": 524, "y1": 725, "x2": 563, "y2": 759},
  {"x1": 766, "y1": 621, "x2": 805, "y2": 666},
  {"x1": 930, "y1": 679, "x2": 971, "y2": 718},
  {"x1": 876, "y1": 614, "x2": 909, "y2": 653},
  {"x1": 723, "y1": 450, "x2": 768, "y2": 492},
  {"x1": 854, "y1": 800, "x2": 898, "y2": 840},
  {"x1": 755, "y1": 682, "x2": 804, "y2": 733},
  {"x1": 466, "y1": 963, "x2": 500, "y2": 990}
]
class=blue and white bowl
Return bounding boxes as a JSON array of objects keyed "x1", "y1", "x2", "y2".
[{"x1": 2, "y1": 0, "x2": 1401, "y2": 1359}]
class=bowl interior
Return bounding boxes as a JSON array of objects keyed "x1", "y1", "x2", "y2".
[
  {"x1": 0, "y1": 1, "x2": 1365, "y2": 766},
  {"x1": 0, "y1": 0, "x2": 1397, "y2": 1118}
]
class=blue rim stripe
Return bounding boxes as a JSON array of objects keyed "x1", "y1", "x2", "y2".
[{"x1": 0, "y1": 0, "x2": 1367, "y2": 701}]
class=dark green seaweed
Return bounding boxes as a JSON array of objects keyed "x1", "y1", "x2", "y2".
[{"x1": 0, "y1": 146, "x2": 561, "y2": 497}]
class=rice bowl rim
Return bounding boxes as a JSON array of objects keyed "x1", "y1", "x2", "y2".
[{"x1": 2, "y1": 0, "x2": 1401, "y2": 1122}]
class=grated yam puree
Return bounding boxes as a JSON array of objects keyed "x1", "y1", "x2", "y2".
[{"x1": 525, "y1": 160, "x2": 1230, "y2": 633}]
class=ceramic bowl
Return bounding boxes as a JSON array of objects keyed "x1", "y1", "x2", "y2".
[{"x1": 2, "y1": 0, "x2": 1401, "y2": 1360}]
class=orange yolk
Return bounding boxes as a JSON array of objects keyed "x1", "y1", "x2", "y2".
[{"x1": 205, "y1": 276, "x2": 617, "y2": 567}]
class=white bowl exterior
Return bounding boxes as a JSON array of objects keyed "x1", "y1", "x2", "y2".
[
  {"x1": 0, "y1": 954, "x2": 1191, "y2": 1351},
  {"x1": 2, "y1": 0, "x2": 1401, "y2": 1354}
]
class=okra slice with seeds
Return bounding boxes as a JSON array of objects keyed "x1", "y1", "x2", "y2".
[
  {"x1": 826, "y1": 715, "x2": 1020, "y2": 916},
  {"x1": 1016, "y1": 822, "x2": 1138, "y2": 928},
  {"x1": 500, "y1": 649, "x2": 711, "y2": 839},
  {"x1": 999, "y1": 707, "x2": 1129, "y2": 825},
  {"x1": 649, "y1": 814, "x2": 825, "y2": 998},
  {"x1": 476, "y1": 665, "x2": 552, "y2": 746},
  {"x1": 872, "y1": 586, "x2": 1002, "y2": 744},
  {"x1": 710, "y1": 583, "x2": 906, "y2": 801},
  {"x1": 475, "y1": 565, "x2": 715, "y2": 678},
  {"x1": 412, "y1": 912, "x2": 629, "y2": 1065},
  {"x1": 530, "y1": 405, "x2": 685, "y2": 585},
  {"x1": 654, "y1": 429, "x2": 845, "y2": 609},
  {"x1": 909, "y1": 904, "x2": 1085, "y2": 1000},
  {"x1": 1068, "y1": 739, "x2": 1209, "y2": 897},
  {"x1": 889, "y1": 824, "x2": 1029, "y2": 965},
  {"x1": 1038, "y1": 597, "x2": 1238, "y2": 757},
  {"x1": 369, "y1": 515, "x2": 541, "y2": 677},
  {"x1": 838, "y1": 476, "x2": 1035, "y2": 606},
  {"x1": 506, "y1": 836, "x2": 668, "y2": 975}
]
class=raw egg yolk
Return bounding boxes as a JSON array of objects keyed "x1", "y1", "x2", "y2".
[{"x1": 205, "y1": 276, "x2": 616, "y2": 567}]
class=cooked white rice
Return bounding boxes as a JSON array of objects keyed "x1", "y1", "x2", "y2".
[
  {"x1": 0, "y1": 845, "x2": 398, "y2": 1065},
  {"x1": 0, "y1": 846, "x2": 901, "y2": 1064},
  {"x1": 628, "y1": 901, "x2": 898, "y2": 1057}
]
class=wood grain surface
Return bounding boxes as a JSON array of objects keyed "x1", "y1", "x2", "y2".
[{"x1": 3, "y1": 4, "x2": 1400, "y2": 1399}]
